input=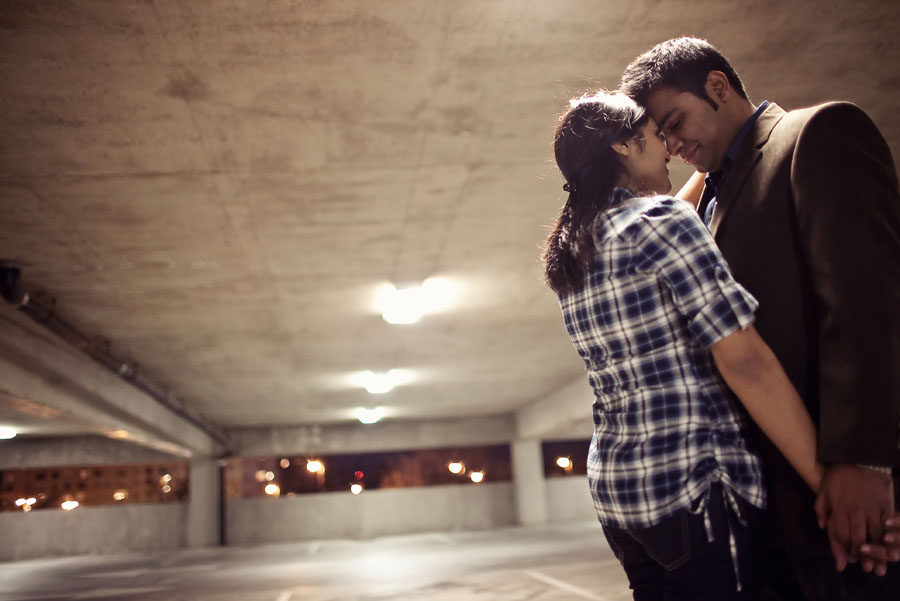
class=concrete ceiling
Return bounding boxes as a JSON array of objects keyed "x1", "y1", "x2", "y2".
[{"x1": 2, "y1": 1, "x2": 899, "y2": 437}]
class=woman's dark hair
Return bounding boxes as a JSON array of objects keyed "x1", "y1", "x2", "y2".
[
  {"x1": 619, "y1": 37, "x2": 748, "y2": 110},
  {"x1": 543, "y1": 90, "x2": 647, "y2": 295}
]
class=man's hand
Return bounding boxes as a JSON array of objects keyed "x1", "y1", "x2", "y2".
[{"x1": 814, "y1": 464, "x2": 894, "y2": 572}]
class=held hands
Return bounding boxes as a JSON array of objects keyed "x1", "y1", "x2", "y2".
[{"x1": 814, "y1": 464, "x2": 898, "y2": 576}]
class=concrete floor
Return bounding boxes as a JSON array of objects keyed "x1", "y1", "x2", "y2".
[{"x1": 0, "y1": 521, "x2": 631, "y2": 601}]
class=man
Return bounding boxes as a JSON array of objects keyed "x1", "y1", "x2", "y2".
[{"x1": 619, "y1": 37, "x2": 900, "y2": 600}]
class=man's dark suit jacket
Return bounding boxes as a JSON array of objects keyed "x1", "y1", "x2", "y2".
[{"x1": 699, "y1": 101, "x2": 900, "y2": 543}]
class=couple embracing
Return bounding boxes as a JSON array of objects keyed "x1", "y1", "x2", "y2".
[{"x1": 544, "y1": 37, "x2": 900, "y2": 600}]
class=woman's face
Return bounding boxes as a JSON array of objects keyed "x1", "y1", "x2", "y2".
[{"x1": 622, "y1": 118, "x2": 672, "y2": 195}]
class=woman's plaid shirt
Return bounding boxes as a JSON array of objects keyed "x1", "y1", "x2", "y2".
[{"x1": 558, "y1": 189, "x2": 766, "y2": 529}]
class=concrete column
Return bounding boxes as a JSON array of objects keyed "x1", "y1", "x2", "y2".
[
  {"x1": 186, "y1": 457, "x2": 221, "y2": 547},
  {"x1": 511, "y1": 438, "x2": 548, "y2": 526}
]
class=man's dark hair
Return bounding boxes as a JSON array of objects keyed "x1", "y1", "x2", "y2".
[{"x1": 619, "y1": 37, "x2": 748, "y2": 109}]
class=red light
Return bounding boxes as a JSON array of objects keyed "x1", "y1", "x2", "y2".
[{"x1": 354, "y1": 471, "x2": 364, "y2": 480}]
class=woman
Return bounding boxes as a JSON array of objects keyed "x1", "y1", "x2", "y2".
[{"x1": 543, "y1": 90, "x2": 822, "y2": 600}]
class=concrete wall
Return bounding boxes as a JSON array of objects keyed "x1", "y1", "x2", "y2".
[
  {"x1": 545, "y1": 476, "x2": 596, "y2": 523},
  {"x1": 229, "y1": 415, "x2": 516, "y2": 457},
  {"x1": 226, "y1": 482, "x2": 515, "y2": 545},
  {"x1": 0, "y1": 503, "x2": 185, "y2": 562}
]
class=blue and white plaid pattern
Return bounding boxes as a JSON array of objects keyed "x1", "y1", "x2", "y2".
[{"x1": 559, "y1": 189, "x2": 766, "y2": 529}]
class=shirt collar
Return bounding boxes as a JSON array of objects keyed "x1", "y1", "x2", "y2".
[{"x1": 706, "y1": 100, "x2": 769, "y2": 190}]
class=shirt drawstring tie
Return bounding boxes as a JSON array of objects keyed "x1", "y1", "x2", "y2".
[{"x1": 689, "y1": 481, "x2": 748, "y2": 592}]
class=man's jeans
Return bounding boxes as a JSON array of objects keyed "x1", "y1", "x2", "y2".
[{"x1": 601, "y1": 484, "x2": 766, "y2": 600}]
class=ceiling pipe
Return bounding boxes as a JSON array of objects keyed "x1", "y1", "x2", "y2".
[{"x1": 0, "y1": 265, "x2": 232, "y2": 455}]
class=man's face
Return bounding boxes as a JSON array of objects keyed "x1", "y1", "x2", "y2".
[{"x1": 644, "y1": 86, "x2": 733, "y2": 173}]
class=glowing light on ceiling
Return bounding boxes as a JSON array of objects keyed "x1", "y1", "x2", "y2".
[
  {"x1": 350, "y1": 483, "x2": 363, "y2": 495},
  {"x1": 0, "y1": 426, "x2": 18, "y2": 440},
  {"x1": 61, "y1": 500, "x2": 80, "y2": 511},
  {"x1": 280, "y1": 458, "x2": 290, "y2": 468},
  {"x1": 448, "y1": 462, "x2": 464, "y2": 474},
  {"x1": 113, "y1": 490, "x2": 128, "y2": 501},
  {"x1": 353, "y1": 369, "x2": 412, "y2": 394},
  {"x1": 354, "y1": 407, "x2": 386, "y2": 424},
  {"x1": 306, "y1": 460, "x2": 324, "y2": 473},
  {"x1": 264, "y1": 483, "x2": 280, "y2": 496},
  {"x1": 556, "y1": 457, "x2": 572, "y2": 469},
  {"x1": 350, "y1": 369, "x2": 413, "y2": 394},
  {"x1": 376, "y1": 277, "x2": 458, "y2": 324},
  {"x1": 469, "y1": 471, "x2": 484, "y2": 483}
]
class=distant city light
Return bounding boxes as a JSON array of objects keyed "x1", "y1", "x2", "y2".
[
  {"x1": 376, "y1": 278, "x2": 458, "y2": 324},
  {"x1": 264, "y1": 483, "x2": 280, "y2": 496},
  {"x1": 354, "y1": 471, "x2": 364, "y2": 480},
  {"x1": 306, "y1": 460, "x2": 324, "y2": 473},
  {"x1": 265, "y1": 471, "x2": 275, "y2": 481},
  {"x1": 254, "y1": 470, "x2": 268, "y2": 482},
  {"x1": 161, "y1": 473, "x2": 172, "y2": 483},
  {"x1": 0, "y1": 426, "x2": 17, "y2": 440},
  {"x1": 556, "y1": 457, "x2": 572, "y2": 469},
  {"x1": 61, "y1": 500, "x2": 79, "y2": 511},
  {"x1": 469, "y1": 471, "x2": 484, "y2": 483},
  {"x1": 350, "y1": 483, "x2": 363, "y2": 495},
  {"x1": 354, "y1": 406, "x2": 386, "y2": 424},
  {"x1": 162, "y1": 484, "x2": 172, "y2": 494},
  {"x1": 280, "y1": 458, "x2": 290, "y2": 469},
  {"x1": 113, "y1": 490, "x2": 128, "y2": 501},
  {"x1": 448, "y1": 462, "x2": 464, "y2": 474},
  {"x1": 14, "y1": 497, "x2": 36, "y2": 507}
]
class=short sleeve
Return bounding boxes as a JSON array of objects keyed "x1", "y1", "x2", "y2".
[{"x1": 635, "y1": 198, "x2": 758, "y2": 348}]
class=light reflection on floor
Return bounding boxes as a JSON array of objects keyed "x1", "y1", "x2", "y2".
[{"x1": 0, "y1": 521, "x2": 632, "y2": 601}]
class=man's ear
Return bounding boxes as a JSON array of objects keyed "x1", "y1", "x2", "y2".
[
  {"x1": 610, "y1": 140, "x2": 631, "y2": 157},
  {"x1": 705, "y1": 70, "x2": 731, "y2": 103}
]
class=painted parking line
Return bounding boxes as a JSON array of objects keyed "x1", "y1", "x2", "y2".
[{"x1": 524, "y1": 570, "x2": 612, "y2": 601}]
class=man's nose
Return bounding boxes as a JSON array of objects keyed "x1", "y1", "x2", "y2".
[{"x1": 665, "y1": 135, "x2": 681, "y2": 156}]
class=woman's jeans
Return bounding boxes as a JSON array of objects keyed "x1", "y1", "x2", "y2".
[{"x1": 601, "y1": 484, "x2": 766, "y2": 600}]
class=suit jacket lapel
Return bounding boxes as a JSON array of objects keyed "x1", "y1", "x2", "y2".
[{"x1": 709, "y1": 103, "x2": 787, "y2": 235}]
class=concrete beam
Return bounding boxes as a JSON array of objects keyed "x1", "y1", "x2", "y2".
[
  {"x1": 228, "y1": 414, "x2": 516, "y2": 457},
  {"x1": 0, "y1": 307, "x2": 219, "y2": 457},
  {"x1": 516, "y1": 377, "x2": 594, "y2": 441},
  {"x1": 0, "y1": 435, "x2": 182, "y2": 469}
]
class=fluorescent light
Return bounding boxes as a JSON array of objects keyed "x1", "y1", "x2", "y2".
[
  {"x1": 376, "y1": 277, "x2": 458, "y2": 325},
  {"x1": 0, "y1": 426, "x2": 18, "y2": 440},
  {"x1": 355, "y1": 407, "x2": 385, "y2": 424},
  {"x1": 354, "y1": 369, "x2": 411, "y2": 394}
]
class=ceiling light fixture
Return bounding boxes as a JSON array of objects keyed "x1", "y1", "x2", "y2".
[
  {"x1": 354, "y1": 407, "x2": 385, "y2": 424},
  {"x1": 355, "y1": 369, "x2": 411, "y2": 394},
  {"x1": 0, "y1": 426, "x2": 17, "y2": 440},
  {"x1": 376, "y1": 277, "x2": 457, "y2": 325}
]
